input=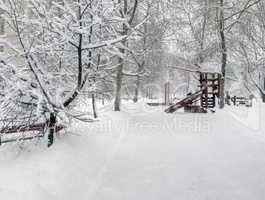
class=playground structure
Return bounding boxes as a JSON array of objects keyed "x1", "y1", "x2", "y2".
[
  {"x1": 225, "y1": 92, "x2": 253, "y2": 107},
  {"x1": 165, "y1": 72, "x2": 221, "y2": 113},
  {"x1": 162, "y1": 74, "x2": 254, "y2": 113},
  {"x1": 146, "y1": 82, "x2": 174, "y2": 106}
]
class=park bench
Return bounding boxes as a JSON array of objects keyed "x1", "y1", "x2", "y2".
[
  {"x1": 230, "y1": 96, "x2": 252, "y2": 107},
  {"x1": 0, "y1": 117, "x2": 64, "y2": 145}
]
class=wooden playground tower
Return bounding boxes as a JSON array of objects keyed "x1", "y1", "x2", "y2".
[
  {"x1": 165, "y1": 72, "x2": 221, "y2": 113},
  {"x1": 199, "y1": 72, "x2": 220, "y2": 109}
]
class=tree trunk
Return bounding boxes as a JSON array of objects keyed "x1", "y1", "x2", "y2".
[
  {"x1": 133, "y1": 21, "x2": 147, "y2": 103},
  {"x1": 261, "y1": 91, "x2": 265, "y2": 103},
  {"x1": 219, "y1": 0, "x2": 227, "y2": 109},
  {"x1": 133, "y1": 74, "x2": 140, "y2": 103},
  {"x1": 114, "y1": 60, "x2": 123, "y2": 111},
  {"x1": 219, "y1": 78, "x2": 225, "y2": 107},
  {"x1": 114, "y1": 0, "x2": 137, "y2": 111},
  {"x1": 92, "y1": 93, "x2": 98, "y2": 118},
  {"x1": 48, "y1": 112, "x2": 56, "y2": 147}
]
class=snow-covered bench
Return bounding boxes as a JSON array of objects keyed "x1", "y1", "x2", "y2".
[
  {"x1": 231, "y1": 96, "x2": 252, "y2": 107},
  {"x1": 0, "y1": 121, "x2": 64, "y2": 145}
]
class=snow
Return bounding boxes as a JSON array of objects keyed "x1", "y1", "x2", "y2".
[
  {"x1": 198, "y1": 61, "x2": 221, "y2": 74},
  {"x1": 1, "y1": 101, "x2": 265, "y2": 200}
]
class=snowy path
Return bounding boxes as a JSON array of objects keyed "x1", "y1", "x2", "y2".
[
  {"x1": 93, "y1": 107, "x2": 265, "y2": 200},
  {"x1": 1, "y1": 102, "x2": 265, "y2": 200}
]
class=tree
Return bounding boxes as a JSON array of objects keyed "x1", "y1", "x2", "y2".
[
  {"x1": 230, "y1": 0, "x2": 265, "y2": 101},
  {"x1": 0, "y1": 0, "x2": 130, "y2": 146},
  {"x1": 113, "y1": 0, "x2": 138, "y2": 111},
  {"x1": 218, "y1": 0, "x2": 227, "y2": 108}
]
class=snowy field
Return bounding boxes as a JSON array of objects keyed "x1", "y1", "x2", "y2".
[{"x1": 1, "y1": 100, "x2": 265, "y2": 200}]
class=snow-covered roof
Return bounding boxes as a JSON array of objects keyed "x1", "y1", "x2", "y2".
[
  {"x1": 196, "y1": 61, "x2": 221, "y2": 74},
  {"x1": 170, "y1": 61, "x2": 221, "y2": 74}
]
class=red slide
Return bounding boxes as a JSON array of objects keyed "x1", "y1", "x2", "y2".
[{"x1": 165, "y1": 89, "x2": 203, "y2": 113}]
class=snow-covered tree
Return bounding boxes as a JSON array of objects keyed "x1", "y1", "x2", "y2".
[
  {"x1": 113, "y1": 0, "x2": 138, "y2": 111},
  {"x1": 0, "y1": 0, "x2": 133, "y2": 146}
]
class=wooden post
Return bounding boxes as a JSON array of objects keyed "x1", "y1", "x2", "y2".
[
  {"x1": 92, "y1": 93, "x2": 97, "y2": 118},
  {"x1": 48, "y1": 112, "x2": 56, "y2": 147},
  {"x1": 146, "y1": 88, "x2": 150, "y2": 99},
  {"x1": 205, "y1": 74, "x2": 208, "y2": 108},
  {"x1": 200, "y1": 73, "x2": 208, "y2": 108},
  {"x1": 231, "y1": 96, "x2": 236, "y2": 106},
  {"x1": 200, "y1": 73, "x2": 203, "y2": 108},
  {"x1": 102, "y1": 96, "x2": 105, "y2": 105},
  {"x1": 164, "y1": 82, "x2": 170, "y2": 105},
  {"x1": 148, "y1": 88, "x2": 153, "y2": 99},
  {"x1": 210, "y1": 73, "x2": 214, "y2": 108},
  {"x1": 225, "y1": 91, "x2": 231, "y2": 105},
  {"x1": 218, "y1": 74, "x2": 222, "y2": 103}
]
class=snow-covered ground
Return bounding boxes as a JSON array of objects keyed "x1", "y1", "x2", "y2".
[{"x1": 1, "y1": 100, "x2": 265, "y2": 200}]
